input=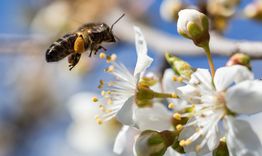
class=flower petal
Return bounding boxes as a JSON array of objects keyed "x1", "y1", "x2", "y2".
[
  {"x1": 224, "y1": 116, "x2": 262, "y2": 156},
  {"x1": 163, "y1": 68, "x2": 184, "y2": 93},
  {"x1": 133, "y1": 26, "x2": 153, "y2": 78},
  {"x1": 190, "y1": 68, "x2": 213, "y2": 90},
  {"x1": 113, "y1": 126, "x2": 130, "y2": 154},
  {"x1": 226, "y1": 80, "x2": 262, "y2": 115},
  {"x1": 134, "y1": 104, "x2": 172, "y2": 131},
  {"x1": 178, "y1": 117, "x2": 210, "y2": 155},
  {"x1": 115, "y1": 96, "x2": 135, "y2": 125},
  {"x1": 214, "y1": 65, "x2": 253, "y2": 91},
  {"x1": 177, "y1": 85, "x2": 200, "y2": 104}
]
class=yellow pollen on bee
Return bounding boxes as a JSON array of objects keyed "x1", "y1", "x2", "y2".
[
  {"x1": 195, "y1": 145, "x2": 201, "y2": 152},
  {"x1": 99, "y1": 52, "x2": 106, "y2": 59},
  {"x1": 110, "y1": 53, "x2": 117, "y2": 61},
  {"x1": 92, "y1": 97, "x2": 98, "y2": 102},
  {"x1": 176, "y1": 124, "x2": 184, "y2": 131},
  {"x1": 105, "y1": 65, "x2": 114, "y2": 72},
  {"x1": 173, "y1": 113, "x2": 182, "y2": 120},
  {"x1": 168, "y1": 103, "x2": 175, "y2": 109},
  {"x1": 74, "y1": 35, "x2": 85, "y2": 53}
]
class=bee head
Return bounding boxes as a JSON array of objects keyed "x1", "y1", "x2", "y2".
[{"x1": 106, "y1": 13, "x2": 125, "y2": 42}]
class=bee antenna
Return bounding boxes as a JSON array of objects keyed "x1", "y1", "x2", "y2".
[{"x1": 110, "y1": 13, "x2": 125, "y2": 30}]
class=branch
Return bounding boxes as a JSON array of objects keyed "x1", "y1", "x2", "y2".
[
  {"x1": 106, "y1": 9, "x2": 262, "y2": 59},
  {"x1": 0, "y1": 10, "x2": 262, "y2": 59}
]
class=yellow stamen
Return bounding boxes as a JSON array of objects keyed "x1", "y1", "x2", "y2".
[
  {"x1": 176, "y1": 124, "x2": 184, "y2": 131},
  {"x1": 110, "y1": 53, "x2": 117, "y2": 61},
  {"x1": 168, "y1": 103, "x2": 175, "y2": 109},
  {"x1": 96, "y1": 118, "x2": 103, "y2": 125},
  {"x1": 172, "y1": 75, "x2": 178, "y2": 81},
  {"x1": 92, "y1": 97, "x2": 98, "y2": 102},
  {"x1": 185, "y1": 139, "x2": 192, "y2": 146},
  {"x1": 177, "y1": 77, "x2": 184, "y2": 82},
  {"x1": 99, "y1": 80, "x2": 104, "y2": 85},
  {"x1": 179, "y1": 140, "x2": 186, "y2": 147},
  {"x1": 106, "y1": 109, "x2": 112, "y2": 113},
  {"x1": 106, "y1": 55, "x2": 112, "y2": 63},
  {"x1": 99, "y1": 52, "x2": 106, "y2": 59},
  {"x1": 101, "y1": 90, "x2": 106, "y2": 96},
  {"x1": 99, "y1": 105, "x2": 106, "y2": 112},
  {"x1": 107, "y1": 99, "x2": 113, "y2": 105},
  {"x1": 171, "y1": 93, "x2": 178, "y2": 98},
  {"x1": 173, "y1": 113, "x2": 182, "y2": 120},
  {"x1": 105, "y1": 65, "x2": 114, "y2": 72}
]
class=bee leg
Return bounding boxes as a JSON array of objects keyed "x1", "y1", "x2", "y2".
[
  {"x1": 94, "y1": 46, "x2": 107, "y2": 55},
  {"x1": 89, "y1": 50, "x2": 93, "y2": 57},
  {"x1": 68, "y1": 53, "x2": 81, "y2": 70}
]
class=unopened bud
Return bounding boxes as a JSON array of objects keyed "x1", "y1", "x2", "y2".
[
  {"x1": 177, "y1": 9, "x2": 210, "y2": 48},
  {"x1": 207, "y1": 0, "x2": 240, "y2": 18},
  {"x1": 244, "y1": 2, "x2": 262, "y2": 21},
  {"x1": 134, "y1": 130, "x2": 175, "y2": 156},
  {"x1": 226, "y1": 53, "x2": 251, "y2": 70},
  {"x1": 165, "y1": 53, "x2": 194, "y2": 79}
]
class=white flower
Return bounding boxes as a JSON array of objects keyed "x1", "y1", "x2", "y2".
[
  {"x1": 177, "y1": 9, "x2": 209, "y2": 45},
  {"x1": 176, "y1": 65, "x2": 262, "y2": 155},
  {"x1": 96, "y1": 26, "x2": 153, "y2": 126},
  {"x1": 113, "y1": 103, "x2": 183, "y2": 156},
  {"x1": 162, "y1": 68, "x2": 189, "y2": 111},
  {"x1": 66, "y1": 92, "x2": 113, "y2": 154}
]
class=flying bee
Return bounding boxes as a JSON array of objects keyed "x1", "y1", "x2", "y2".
[{"x1": 45, "y1": 14, "x2": 125, "y2": 70}]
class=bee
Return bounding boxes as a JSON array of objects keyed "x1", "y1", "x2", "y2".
[{"x1": 45, "y1": 14, "x2": 125, "y2": 70}]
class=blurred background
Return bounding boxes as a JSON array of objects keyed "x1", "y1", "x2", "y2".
[{"x1": 1, "y1": 0, "x2": 262, "y2": 156}]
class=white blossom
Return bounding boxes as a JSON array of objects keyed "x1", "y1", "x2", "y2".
[
  {"x1": 96, "y1": 26, "x2": 153, "y2": 126},
  {"x1": 177, "y1": 65, "x2": 262, "y2": 155}
]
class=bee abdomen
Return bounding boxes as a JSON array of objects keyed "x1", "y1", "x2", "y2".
[{"x1": 46, "y1": 33, "x2": 77, "y2": 62}]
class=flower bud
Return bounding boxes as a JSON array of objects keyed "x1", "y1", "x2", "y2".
[
  {"x1": 207, "y1": 0, "x2": 240, "y2": 18},
  {"x1": 213, "y1": 138, "x2": 229, "y2": 156},
  {"x1": 134, "y1": 130, "x2": 175, "y2": 156},
  {"x1": 226, "y1": 53, "x2": 251, "y2": 70},
  {"x1": 165, "y1": 53, "x2": 194, "y2": 79},
  {"x1": 160, "y1": 0, "x2": 185, "y2": 22},
  {"x1": 244, "y1": 1, "x2": 262, "y2": 21},
  {"x1": 177, "y1": 9, "x2": 210, "y2": 47}
]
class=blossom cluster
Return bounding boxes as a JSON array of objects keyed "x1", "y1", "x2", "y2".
[{"x1": 92, "y1": 9, "x2": 262, "y2": 156}]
